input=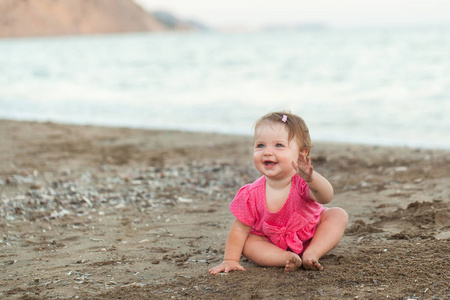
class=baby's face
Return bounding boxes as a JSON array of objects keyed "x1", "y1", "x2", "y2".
[{"x1": 253, "y1": 122, "x2": 300, "y2": 181}]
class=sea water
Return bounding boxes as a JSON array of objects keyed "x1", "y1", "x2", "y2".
[{"x1": 1, "y1": 27, "x2": 449, "y2": 149}]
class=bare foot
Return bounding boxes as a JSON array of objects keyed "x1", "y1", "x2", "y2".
[
  {"x1": 303, "y1": 258, "x2": 323, "y2": 271},
  {"x1": 284, "y1": 254, "x2": 302, "y2": 273}
]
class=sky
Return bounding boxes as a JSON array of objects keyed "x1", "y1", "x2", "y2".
[{"x1": 135, "y1": 0, "x2": 450, "y2": 30}]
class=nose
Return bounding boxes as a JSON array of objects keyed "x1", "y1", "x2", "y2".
[{"x1": 262, "y1": 146, "x2": 273, "y2": 156}]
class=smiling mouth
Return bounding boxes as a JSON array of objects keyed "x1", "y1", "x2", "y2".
[{"x1": 264, "y1": 160, "x2": 277, "y2": 167}]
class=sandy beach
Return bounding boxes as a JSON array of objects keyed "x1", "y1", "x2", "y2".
[{"x1": 0, "y1": 119, "x2": 449, "y2": 299}]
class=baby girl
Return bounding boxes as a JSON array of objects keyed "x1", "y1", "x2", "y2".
[{"x1": 209, "y1": 111, "x2": 348, "y2": 274}]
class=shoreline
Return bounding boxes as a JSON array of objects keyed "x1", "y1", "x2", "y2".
[
  {"x1": 2, "y1": 117, "x2": 449, "y2": 153},
  {"x1": 1, "y1": 119, "x2": 449, "y2": 299},
  {"x1": 2, "y1": 118, "x2": 449, "y2": 178}
]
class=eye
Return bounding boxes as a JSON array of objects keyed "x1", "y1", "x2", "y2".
[
  {"x1": 276, "y1": 143, "x2": 284, "y2": 148},
  {"x1": 256, "y1": 144, "x2": 264, "y2": 148}
]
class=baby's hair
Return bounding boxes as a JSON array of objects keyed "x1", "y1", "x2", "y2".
[{"x1": 254, "y1": 111, "x2": 312, "y2": 155}]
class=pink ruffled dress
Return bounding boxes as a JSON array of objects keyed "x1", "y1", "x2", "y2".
[{"x1": 229, "y1": 174, "x2": 325, "y2": 255}]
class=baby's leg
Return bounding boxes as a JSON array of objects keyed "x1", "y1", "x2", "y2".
[
  {"x1": 302, "y1": 207, "x2": 348, "y2": 270},
  {"x1": 242, "y1": 234, "x2": 302, "y2": 273}
]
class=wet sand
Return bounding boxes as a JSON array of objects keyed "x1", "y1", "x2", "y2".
[{"x1": 0, "y1": 119, "x2": 449, "y2": 299}]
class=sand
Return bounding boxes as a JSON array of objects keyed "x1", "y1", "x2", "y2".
[{"x1": 0, "y1": 119, "x2": 449, "y2": 299}]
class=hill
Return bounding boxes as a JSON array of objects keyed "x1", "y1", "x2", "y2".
[{"x1": 0, "y1": 0, "x2": 191, "y2": 38}]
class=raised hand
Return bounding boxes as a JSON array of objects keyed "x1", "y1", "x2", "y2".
[
  {"x1": 209, "y1": 260, "x2": 246, "y2": 275},
  {"x1": 291, "y1": 152, "x2": 314, "y2": 182}
]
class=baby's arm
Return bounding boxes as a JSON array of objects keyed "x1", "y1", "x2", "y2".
[
  {"x1": 209, "y1": 218, "x2": 251, "y2": 275},
  {"x1": 292, "y1": 153, "x2": 334, "y2": 204}
]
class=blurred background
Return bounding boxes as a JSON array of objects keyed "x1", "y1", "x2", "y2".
[{"x1": 1, "y1": 0, "x2": 449, "y2": 148}]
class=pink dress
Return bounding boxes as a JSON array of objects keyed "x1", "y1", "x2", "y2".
[{"x1": 229, "y1": 174, "x2": 325, "y2": 255}]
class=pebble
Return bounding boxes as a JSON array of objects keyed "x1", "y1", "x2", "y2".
[{"x1": 0, "y1": 162, "x2": 256, "y2": 222}]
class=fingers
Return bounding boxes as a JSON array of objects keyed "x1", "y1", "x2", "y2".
[
  {"x1": 209, "y1": 266, "x2": 225, "y2": 275},
  {"x1": 210, "y1": 265, "x2": 229, "y2": 274},
  {"x1": 293, "y1": 153, "x2": 314, "y2": 182},
  {"x1": 209, "y1": 264, "x2": 225, "y2": 274},
  {"x1": 291, "y1": 160, "x2": 298, "y2": 171},
  {"x1": 209, "y1": 264, "x2": 246, "y2": 275},
  {"x1": 292, "y1": 153, "x2": 310, "y2": 171},
  {"x1": 297, "y1": 153, "x2": 309, "y2": 165},
  {"x1": 236, "y1": 265, "x2": 246, "y2": 272},
  {"x1": 300, "y1": 153, "x2": 310, "y2": 164}
]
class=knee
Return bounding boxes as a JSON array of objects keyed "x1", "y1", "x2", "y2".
[
  {"x1": 337, "y1": 207, "x2": 349, "y2": 226},
  {"x1": 323, "y1": 207, "x2": 348, "y2": 227}
]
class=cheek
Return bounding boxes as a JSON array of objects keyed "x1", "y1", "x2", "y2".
[
  {"x1": 288, "y1": 151, "x2": 300, "y2": 162},
  {"x1": 253, "y1": 152, "x2": 264, "y2": 167}
]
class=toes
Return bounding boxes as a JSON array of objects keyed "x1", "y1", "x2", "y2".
[
  {"x1": 312, "y1": 259, "x2": 324, "y2": 271},
  {"x1": 284, "y1": 256, "x2": 302, "y2": 273},
  {"x1": 303, "y1": 259, "x2": 323, "y2": 271}
]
